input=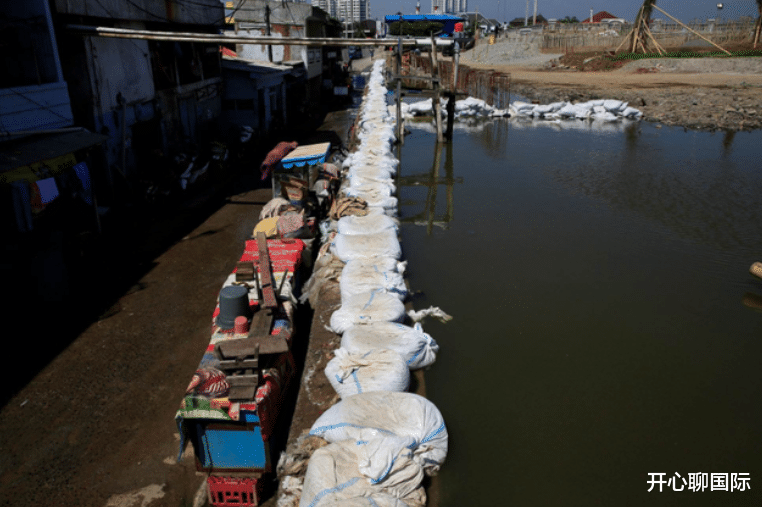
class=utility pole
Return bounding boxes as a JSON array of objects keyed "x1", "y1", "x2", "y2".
[
  {"x1": 533, "y1": 0, "x2": 537, "y2": 26},
  {"x1": 265, "y1": 4, "x2": 273, "y2": 62},
  {"x1": 524, "y1": 0, "x2": 528, "y2": 26}
]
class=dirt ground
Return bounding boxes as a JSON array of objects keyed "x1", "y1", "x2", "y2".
[
  {"x1": 0, "y1": 109, "x2": 354, "y2": 507},
  {"x1": 461, "y1": 44, "x2": 762, "y2": 131}
]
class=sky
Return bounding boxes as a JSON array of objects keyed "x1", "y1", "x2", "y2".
[{"x1": 369, "y1": 0, "x2": 760, "y2": 23}]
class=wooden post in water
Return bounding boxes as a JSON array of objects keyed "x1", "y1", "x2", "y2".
[
  {"x1": 396, "y1": 37, "x2": 403, "y2": 144},
  {"x1": 445, "y1": 41, "x2": 458, "y2": 141},
  {"x1": 431, "y1": 35, "x2": 443, "y2": 143}
]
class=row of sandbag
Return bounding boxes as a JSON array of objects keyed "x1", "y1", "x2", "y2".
[
  {"x1": 399, "y1": 96, "x2": 643, "y2": 123},
  {"x1": 509, "y1": 99, "x2": 643, "y2": 121},
  {"x1": 297, "y1": 59, "x2": 448, "y2": 507},
  {"x1": 397, "y1": 96, "x2": 510, "y2": 119}
]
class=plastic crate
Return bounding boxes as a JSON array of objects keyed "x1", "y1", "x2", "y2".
[{"x1": 207, "y1": 476, "x2": 263, "y2": 507}]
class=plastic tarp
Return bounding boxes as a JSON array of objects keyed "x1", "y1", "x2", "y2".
[
  {"x1": 340, "y1": 322, "x2": 438, "y2": 370},
  {"x1": 329, "y1": 291, "x2": 406, "y2": 334},
  {"x1": 309, "y1": 391, "x2": 448, "y2": 477},
  {"x1": 325, "y1": 348, "x2": 410, "y2": 398}
]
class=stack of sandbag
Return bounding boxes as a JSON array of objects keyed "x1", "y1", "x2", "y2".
[
  {"x1": 301, "y1": 392, "x2": 448, "y2": 507},
  {"x1": 285, "y1": 59, "x2": 449, "y2": 507},
  {"x1": 509, "y1": 99, "x2": 643, "y2": 121},
  {"x1": 398, "y1": 96, "x2": 510, "y2": 120}
]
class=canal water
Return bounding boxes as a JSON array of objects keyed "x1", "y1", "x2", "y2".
[{"x1": 397, "y1": 119, "x2": 762, "y2": 506}]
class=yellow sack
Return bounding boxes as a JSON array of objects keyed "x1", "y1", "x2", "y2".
[{"x1": 253, "y1": 216, "x2": 280, "y2": 238}]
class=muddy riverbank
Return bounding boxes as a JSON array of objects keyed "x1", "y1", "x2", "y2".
[
  {"x1": 459, "y1": 41, "x2": 762, "y2": 131},
  {"x1": 508, "y1": 76, "x2": 762, "y2": 132}
]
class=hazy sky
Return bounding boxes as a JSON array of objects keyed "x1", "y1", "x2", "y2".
[{"x1": 369, "y1": 0, "x2": 759, "y2": 23}]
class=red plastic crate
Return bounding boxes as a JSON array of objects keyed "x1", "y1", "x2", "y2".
[{"x1": 207, "y1": 476, "x2": 263, "y2": 507}]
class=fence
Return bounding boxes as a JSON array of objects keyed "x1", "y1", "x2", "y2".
[
  {"x1": 404, "y1": 53, "x2": 512, "y2": 109},
  {"x1": 540, "y1": 18, "x2": 757, "y2": 50}
]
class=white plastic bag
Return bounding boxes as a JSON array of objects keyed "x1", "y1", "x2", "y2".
[
  {"x1": 340, "y1": 322, "x2": 438, "y2": 370},
  {"x1": 329, "y1": 292, "x2": 406, "y2": 334},
  {"x1": 309, "y1": 391, "x2": 448, "y2": 477},
  {"x1": 325, "y1": 348, "x2": 410, "y2": 398}
]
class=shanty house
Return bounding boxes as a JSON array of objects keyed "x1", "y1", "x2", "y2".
[{"x1": 52, "y1": 0, "x2": 226, "y2": 205}]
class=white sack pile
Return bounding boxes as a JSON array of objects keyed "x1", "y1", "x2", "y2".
[{"x1": 509, "y1": 99, "x2": 642, "y2": 121}]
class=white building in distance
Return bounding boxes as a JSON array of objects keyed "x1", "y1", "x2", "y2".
[
  {"x1": 431, "y1": 0, "x2": 467, "y2": 14},
  {"x1": 313, "y1": 0, "x2": 368, "y2": 21}
]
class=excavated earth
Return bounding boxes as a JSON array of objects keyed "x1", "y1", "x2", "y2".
[{"x1": 460, "y1": 39, "x2": 762, "y2": 131}]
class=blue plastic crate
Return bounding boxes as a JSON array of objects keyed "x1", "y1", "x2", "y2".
[{"x1": 191, "y1": 411, "x2": 270, "y2": 473}]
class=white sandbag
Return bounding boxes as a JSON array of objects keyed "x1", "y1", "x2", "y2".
[
  {"x1": 533, "y1": 104, "x2": 554, "y2": 116},
  {"x1": 343, "y1": 181, "x2": 396, "y2": 202},
  {"x1": 341, "y1": 322, "x2": 438, "y2": 370},
  {"x1": 554, "y1": 103, "x2": 578, "y2": 118},
  {"x1": 340, "y1": 261, "x2": 407, "y2": 301},
  {"x1": 622, "y1": 106, "x2": 643, "y2": 119},
  {"x1": 299, "y1": 440, "x2": 426, "y2": 507},
  {"x1": 338, "y1": 214, "x2": 398, "y2": 236},
  {"x1": 574, "y1": 104, "x2": 593, "y2": 119},
  {"x1": 407, "y1": 98, "x2": 433, "y2": 116},
  {"x1": 603, "y1": 99, "x2": 627, "y2": 113},
  {"x1": 331, "y1": 230, "x2": 401, "y2": 262},
  {"x1": 330, "y1": 292, "x2": 406, "y2": 333},
  {"x1": 325, "y1": 348, "x2": 410, "y2": 398},
  {"x1": 333, "y1": 495, "x2": 417, "y2": 507},
  {"x1": 343, "y1": 256, "x2": 406, "y2": 276},
  {"x1": 309, "y1": 391, "x2": 448, "y2": 476},
  {"x1": 595, "y1": 111, "x2": 619, "y2": 122}
]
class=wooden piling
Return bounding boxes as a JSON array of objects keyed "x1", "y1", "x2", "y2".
[
  {"x1": 396, "y1": 37, "x2": 403, "y2": 144},
  {"x1": 431, "y1": 35, "x2": 443, "y2": 143}
]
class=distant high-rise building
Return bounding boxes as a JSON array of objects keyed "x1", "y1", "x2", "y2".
[
  {"x1": 431, "y1": 0, "x2": 467, "y2": 14},
  {"x1": 312, "y1": 0, "x2": 338, "y2": 18},
  {"x1": 336, "y1": 0, "x2": 368, "y2": 22}
]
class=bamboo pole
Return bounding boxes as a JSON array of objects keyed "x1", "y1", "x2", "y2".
[
  {"x1": 431, "y1": 35, "x2": 443, "y2": 144},
  {"x1": 615, "y1": 26, "x2": 635, "y2": 53},
  {"x1": 643, "y1": 20, "x2": 665, "y2": 55},
  {"x1": 651, "y1": 5, "x2": 732, "y2": 55},
  {"x1": 396, "y1": 38, "x2": 403, "y2": 144},
  {"x1": 630, "y1": 6, "x2": 644, "y2": 53},
  {"x1": 66, "y1": 24, "x2": 422, "y2": 47}
]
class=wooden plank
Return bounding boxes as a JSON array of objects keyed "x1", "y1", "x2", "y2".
[
  {"x1": 218, "y1": 359, "x2": 259, "y2": 370},
  {"x1": 249, "y1": 308, "x2": 273, "y2": 338},
  {"x1": 235, "y1": 261, "x2": 255, "y2": 281},
  {"x1": 227, "y1": 374, "x2": 260, "y2": 386},
  {"x1": 217, "y1": 335, "x2": 289, "y2": 357},
  {"x1": 256, "y1": 232, "x2": 278, "y2": 309},
  {"x1": 227, "y1": 385, "x2": 257, "y2": 402}
]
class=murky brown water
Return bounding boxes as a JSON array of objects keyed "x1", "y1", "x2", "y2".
[{"x1": 398, "y1": 120, "x2": 762, "y2": 506}]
